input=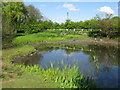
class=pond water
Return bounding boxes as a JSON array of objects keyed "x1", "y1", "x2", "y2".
[{"x1": 14, "y1": 43, "x2": 120, "y2": 88}]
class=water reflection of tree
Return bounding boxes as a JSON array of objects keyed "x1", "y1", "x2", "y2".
[
  {"x1": 54, "y1": 43, "x2": 119, "y2": 73},
  {"x1": 82, "y1": 44, "x2": 119, "y2": 67},
  {"x1": 89, "y1": 55, "x2": 112, "y2": 72},
  {"x1": 53, "y1": 44, "x2": 119, "y2": 67},
  {"x1": 14, "y1": 53, "x2": 43, "y2": 66},
  {"x1": 36, "y1": 45, "x2": 54, "y2": 52},
  {"x1": 37, "y1": 44, "x2": 119, "y2": 67},
  {"x1": 56, "y1": 44, "x2": 119, "y2": 67},
  {"x1": 64, "y1": 49, "x2": 80, "y2": 54},
  {"x1": 101, "y1": 64, "x2": 112, "y2": 72}
]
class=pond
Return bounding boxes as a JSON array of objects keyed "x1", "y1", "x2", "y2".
[{"x1": 13, "y1": 43, "x2": 120, "y2": 88}]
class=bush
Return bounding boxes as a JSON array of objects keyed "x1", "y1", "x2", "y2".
[
  {"x1": 88, "y1": 30, "x2": 105, "y2": 38},
  {"x1": 108, "y1": 31, "x2": 119, "y2": 39}
]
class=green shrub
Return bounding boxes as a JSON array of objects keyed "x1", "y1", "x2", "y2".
[
  {"x1": 88, "y1": 30, "x2": 104, "y2": 38},
  {"x1": 108, "y1": 31, "x2": 120, "y2": 39}
]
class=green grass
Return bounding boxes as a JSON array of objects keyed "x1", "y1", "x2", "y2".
[
  {"x1": 2, "y1": 45, "x2": 36, "y2": 60},
  {"x1": 12, "y1": 30, "x2": 91, "y2": 44},
  {"x1": 12, "y1": 30, "x2": 119, "y2": 45},
  {"x1": 2, "y1": 60, "x2": 96, "y2": 88},
  {"x1": 2, "y1": 65, "x2": 60, "y2": 88},
  {"x1": 2, "y1": 63, "x2": 95, "y2": 88},
  {"x1": 2, "y1": 75, "x2": 59, "y2": 88}
]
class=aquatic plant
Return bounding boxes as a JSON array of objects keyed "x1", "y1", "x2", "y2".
[{"x1": 13, "y1": 63, "x2": 96, "y2": 88}]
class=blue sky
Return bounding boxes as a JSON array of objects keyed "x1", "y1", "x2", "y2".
[{"x1": 24, "y1": 2, "x2": 118, "y2": 23}]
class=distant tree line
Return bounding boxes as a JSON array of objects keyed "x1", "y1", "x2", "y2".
[{"x1": 2, "y1": 2, "x2": 120, "y2": 40}]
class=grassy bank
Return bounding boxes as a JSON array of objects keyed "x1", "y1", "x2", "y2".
[
  {"x1": 12, "y1": 30, "x2": 91, "y2": 44},
  {"x1": 2, "y1": 45, "x2": 95, "y2": 88},
  {"x1": 12, "y1": 30, "x2": 119, "y2": 46},
  {"x1": 2, "y1": 62, "x2": 95, "y2": 88},
  {"x1": 2, "y1": 45, "x2": 36, "y2": 61}
]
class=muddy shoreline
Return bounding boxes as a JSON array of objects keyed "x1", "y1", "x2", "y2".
[
  {"x1": 11, "y1": 51, "x2": 38, "y2": 63},
  {"x1": 24, "y1": 39, "x2": 119, "y2": 46}
]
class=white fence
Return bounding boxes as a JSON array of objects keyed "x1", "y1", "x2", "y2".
[{"x1": 47, "y1": 29, "x2": 99, "y2": 31}]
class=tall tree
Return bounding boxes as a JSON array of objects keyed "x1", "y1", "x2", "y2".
[
  {"x1": 95, "y1": 14, "x2": 115, "y2": 38},
  {"x1": 2, "y1": 2, "x2": 27, "y2": 36},
  {"x1": 26, "y1": 5, "x2": 43, "y2": 22}
]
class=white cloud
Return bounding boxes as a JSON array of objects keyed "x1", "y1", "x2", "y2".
[
  {"x1": 62, "y1": 4, "x2": 79, "y2": 11},
  {"x1": 40, "y1": 4, "x2": 47, "y2": 7},
  {"x1": 98, "y1": 6, "x2": 114, "y2": 15}
]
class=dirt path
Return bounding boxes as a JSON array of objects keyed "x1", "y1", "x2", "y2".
[{"x1": 24, "y1": 39, "x2": 119, "y2": 46}]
